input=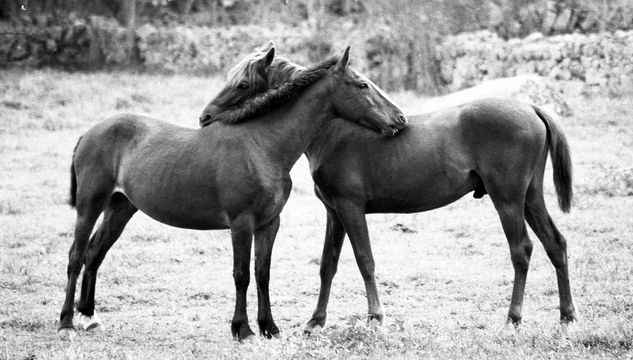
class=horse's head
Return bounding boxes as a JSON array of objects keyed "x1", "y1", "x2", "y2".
[
  {"x1": 199, "y1": 42, "x2": 276, "y2": 125},
  {"x1": 326, "y1": 47, "x2": 407, "y2": 137},
  {"x1": 200, "y1": 45, "x2": 407, "y2": 137}
]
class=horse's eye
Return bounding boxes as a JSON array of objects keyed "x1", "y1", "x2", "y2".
[
  {"x1": 237, "y1": 82, "x2": 249, "y2": 90},
  {"x1": 358, "y1": 82, "x2": 368, "y2": 89}
]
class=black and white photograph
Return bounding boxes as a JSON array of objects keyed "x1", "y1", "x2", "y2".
[{"x1": 1, "y1": 0, "x2": 632, "y2": 358}]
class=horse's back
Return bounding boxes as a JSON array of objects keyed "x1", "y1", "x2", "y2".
[
  {"x1": 459, "y1": 98, "x2": 545, "y2": 135},
  {"x1": 407, "y1": 98, "x2": 547, "y2": 159},
  {"x1": 458, "y1": 98, "x2": 547, "y2": 155},
  {"x1": 73, "y1": 114, "x2": 195, "y2": 203},
  {"x1": 409, "y1": 98, "x2": 545, "y2": 136},
  {"x1": 83, "y1": 113, "x2": 191, "y2": 147}
]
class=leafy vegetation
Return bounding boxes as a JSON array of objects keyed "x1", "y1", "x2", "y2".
[{"x1": 3, "y1": 1, "x2": 633, "y2": 94}]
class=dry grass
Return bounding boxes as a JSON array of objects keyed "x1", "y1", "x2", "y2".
[{"x1": 1, "y1": 69, "x2": 632, "y2": 359}]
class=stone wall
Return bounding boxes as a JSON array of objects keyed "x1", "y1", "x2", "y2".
[
  {"x1": 2, "y1": 19, "x2": 632, "y2": 94},
  {"x1": 0, "y1": 21, "x2": 94, "y2": 69},
  {"x1": 0, "y1": 17, "x2": 333, "y2": 73},
  {"x1": 436, "y1": 30, "x2": 633, "y2": 91},
  {"x1": 135, "y1": 24, "x2": 319, "y2": 74}
]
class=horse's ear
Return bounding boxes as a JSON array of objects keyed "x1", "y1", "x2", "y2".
[
  {"x1": 263, "y1": 46, "x2": 275, "y2": 68},
  {"x1": 259, "y1": 40, "x2": 274, "y2": 52},
  {"x1": 256, "y1": 46, "x2": 275, "y2": 73},
  {"x1": 335, "y1": 46, "x2": 350, "y2": 72}
]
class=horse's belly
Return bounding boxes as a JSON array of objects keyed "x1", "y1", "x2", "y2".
[
  {"x1": 366, "y1": 190, "x2": 469, "y2": 214},
  {"x1": 120, "y1": 186, "x2": 230, "y2": 230},
  {"x1": 139, "y1": 205, "x2": 230, "y2": 230},
  {"x1": 365, "y1": 173, "x2": 476, "y2": 214}
]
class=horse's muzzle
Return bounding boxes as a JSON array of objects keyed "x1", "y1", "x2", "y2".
[
  {"x1": 199, "y1": 104, "x2": 221, "y2": 127},
  {"x1": 199, "y1": 113, "x2": 212, "y2": 127},
  {"x1": 397, "y1": 114, "x2": 408, "y2": 126},
  {"x1": 382, "y1": 113, "x2": 407, "y2": 137},
  {"x1": 382, "y1": 125, "x2": 402, "y2": 137}
]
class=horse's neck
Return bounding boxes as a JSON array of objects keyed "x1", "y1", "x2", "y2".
[
  {"x1": 304, "y1": 118, "x2": 350, "y2": 163},
  {"x1": 252, "y1": 79, "x2": 334, "y2": 171}
]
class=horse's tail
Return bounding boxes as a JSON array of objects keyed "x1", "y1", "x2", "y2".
[
  {"x1": 69, "y1": 136, "x2": 82, "y2": 208},
  {"x1": 532, "y1": 105, "x2": 573, "y2": 213}
]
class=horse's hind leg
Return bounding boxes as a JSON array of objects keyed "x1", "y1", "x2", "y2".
[
  {"x1": 59, "y1": 192, "x2": 109, "y2": 333},
  {"x1": 254, "y1": 215, "x2": 280, "y2": 338},
  {"x1": 76, "y1": 193, "x2": 137, "y2": 331},
  {"x1": 487, "y1": 183, "x2": 533, "y2": 325},
  {"x1": 524, "y1": 182, "x2": 577, "y2": 323},
  {"x1": 306, "y1": 207, "x2": 345, "y2": 332}
]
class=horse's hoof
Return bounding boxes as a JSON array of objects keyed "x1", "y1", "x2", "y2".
[
  {"x1": 560, "y1": 318, "x2": 579, "y2": 333},
  {"x1": 239, "y1": 333, "x2": 257, "y2": 343},
  {"x1": 304, "y1": 316, "x2": 326, "y2": 335},
  {"x1": 260, "y1": 329, "x2": 281, "y2": 339},
  {"x1": 367, "y1": 312, "x2": 385, "y2": 329},
  {"x1": 494, "y1": 321, "x2": 520, "y2": 336},
  {"x1": 258, "y1": 321, "x2": 280, "y2": 340},
  {"x1": 232, "y1": 323, "x2": 256, "y2": 342},
  {"x1": 78, "y1": 313, "x2": 104, "y2": 332},
  {"x1": 304, "y1": 322, "x2": 324, "y2": 336},
  {"x1": 262, "y1": 328, "x2": 281, "y2": 339},
  {"x1": 58, "y1": 327, "x2": 77, "y2": 339},
  {"x1": 367, "y1": 318, "x2": 383, "y2": 331},
  {"x1": 506, "y1": 311, "x2": 522, "y2": 327},
  {"x1": 560, "y1": 311, "x2": 578, "y2": 325}
]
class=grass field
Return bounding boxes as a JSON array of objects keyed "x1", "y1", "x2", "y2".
[{"x1": 1, "y1": 69, "x2": 632, "y2": 359}]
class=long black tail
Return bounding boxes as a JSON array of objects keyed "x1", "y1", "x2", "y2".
[
  {"x1": 532, "y1": 105, "x2": 573, "y2": 212},
  {"x1": 69, "y1": 136, "x2": 82, "y2": 208}
]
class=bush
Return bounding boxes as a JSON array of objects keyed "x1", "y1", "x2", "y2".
[{"x1": 436, "y1": 30, "x2": 633, "y2": 91}]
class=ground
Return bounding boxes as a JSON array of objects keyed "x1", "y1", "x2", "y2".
[{"x1": 1, "y1": 70, "x2": 632, "y2": 359}]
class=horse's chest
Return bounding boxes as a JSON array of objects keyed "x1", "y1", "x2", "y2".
[{"x1": 257, "y1": 174, "x2": 292, "y2": 215}]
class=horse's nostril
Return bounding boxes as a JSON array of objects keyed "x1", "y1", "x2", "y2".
[
  {"x1": 398, "y1": 114, "x2": 407, "y2": 124},
  {"x1": 199, "y1": 114, "x2": 211, "y2": 122}
]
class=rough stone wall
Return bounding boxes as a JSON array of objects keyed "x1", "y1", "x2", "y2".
[
  {"x1": 135, "y1": 24, "x2": 317, "y2": 74},
  {"x1": 436, "y1": 30, "x2": 633, "y2": 91},
  {"x1": 0, "y1": 18, "x2": 329, "y2": 73},
  {"x1": 0, "y1": 21, "x2": 94, "y2": 69},
  {"x1": 2, "y1": 20, "x2": 632, "y2": 94}
]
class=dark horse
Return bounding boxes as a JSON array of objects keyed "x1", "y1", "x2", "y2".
[
  {"x1": 58, "y1": 48, "x2": 406, "y2": 341},
  {"x1": 199, "y1": 47, "x2": 578, "y2": 331}
]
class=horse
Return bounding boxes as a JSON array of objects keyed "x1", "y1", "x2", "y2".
[
  {"x1": 198, "y1": 48, "x2": 578, "y2": 331},
  {"x1": 58, "y1": 47, "x2": 407, "y2": 341}
]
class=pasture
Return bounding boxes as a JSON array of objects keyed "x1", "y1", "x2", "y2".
[{"x1": 1, "y1": 69, "x2": 632, "y2": 359}]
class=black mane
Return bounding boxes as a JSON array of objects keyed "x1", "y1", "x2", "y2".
[{"x1": 200, "y1": 56, "x2": 338, "y2": 126}]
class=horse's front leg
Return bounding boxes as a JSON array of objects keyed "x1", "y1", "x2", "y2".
[
  {"x1": 254, "y1": 216, "x2": 281, "y2": 338},
  {"x1": 305, "y1": 207, "x2": 346, "y2": 332},
  {"x1": 334, "y1": 199, "x2": 384, "y2": 324},
  {"x1": 230, "y1": 215, "x2": 256, "y2": 341}
]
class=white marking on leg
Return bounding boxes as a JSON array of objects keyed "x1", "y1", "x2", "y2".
[
  {"x1": 58, "y1": 327, "x2": 78, "y2": 339},
  {"x1": 78, "y1": 313, "x2": 104, "y2": 331}
]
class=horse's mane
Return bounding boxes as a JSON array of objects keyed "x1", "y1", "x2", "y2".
[
  {"x1": 200, "y1": 56, "x2": 338, "y2": 126},
  {"x1": 266, "y1": 56, "x2": 307, "y2": 88}
]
